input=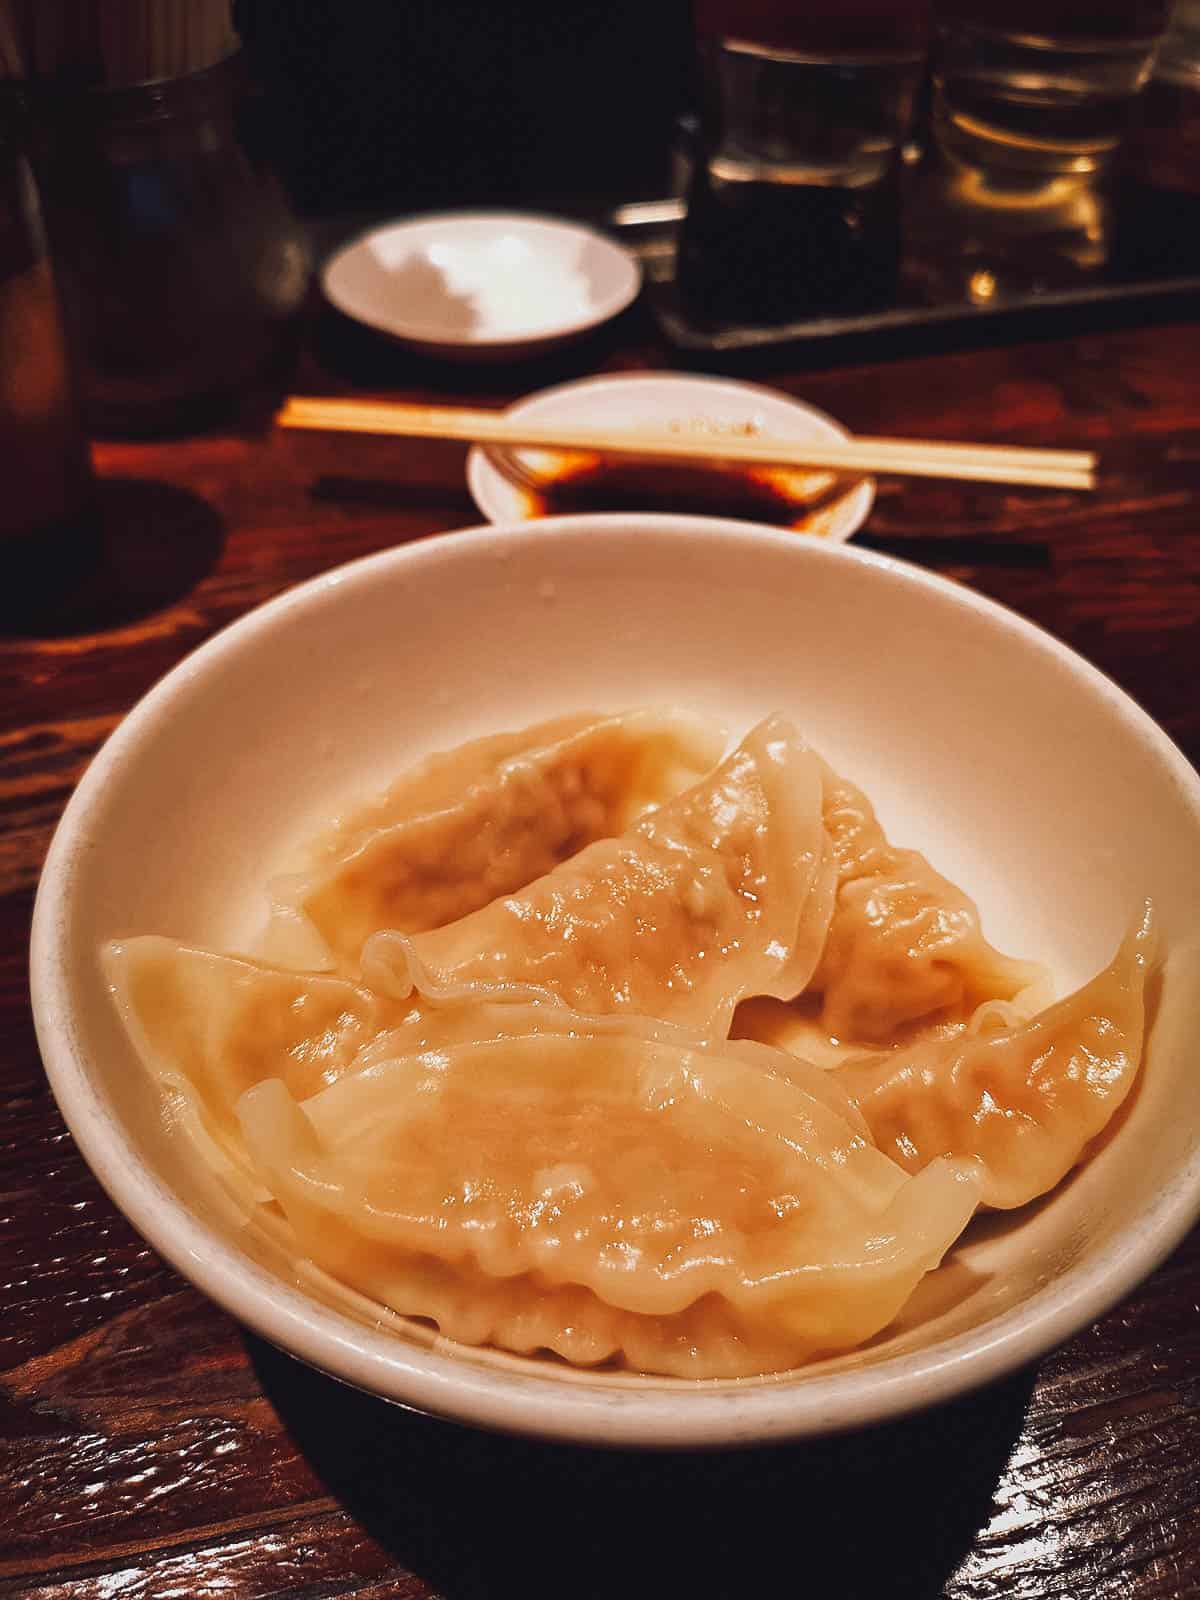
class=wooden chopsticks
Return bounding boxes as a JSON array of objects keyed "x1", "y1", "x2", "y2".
[{"x1": 276, "y1": 397, "x2": 1097, "y2": 491}]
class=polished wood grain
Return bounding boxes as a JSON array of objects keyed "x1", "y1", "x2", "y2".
[{"x1": 2, "y1": 305, "x2": 1199, "y2": 1600}]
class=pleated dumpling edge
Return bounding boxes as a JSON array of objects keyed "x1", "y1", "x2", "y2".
[
  {"x1": 235, "y1": 1027, "x2": 983, "y2": 1379},
  {"x1": 357, "y1": 715, "x2": 836, "y2": 1037},
  {"x1": 263, "y1": 708, "x2": 728, "y2": 971}
]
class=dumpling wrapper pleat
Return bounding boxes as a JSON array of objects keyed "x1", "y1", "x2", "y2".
[
  {"x1": 359, "y1": 715, "x2": 837, "y2": 1038},
  {"x1": 833, "y1": 904, "x2": 1155, "y2": 1209},
  {"x1": 237, "y1": 1028, "x2": 981, "y2": 1379},
  {"x1": 810, "y1": 761, "x2": 1050, "y2": 1045},
  {"x1": 102, "y1": 935, "x2": 874, "y2": 1197},
  {"x1": 264, "y1": 709, "x2": 726, "y2": 970},
  {"x1": 101, "y1": 936, "x2": 404, "y2": 1194}
]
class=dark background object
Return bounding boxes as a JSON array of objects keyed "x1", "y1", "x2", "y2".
[
  {"x1": 34, "y1": 56, "x2": 311, "y2": 437},
  {"x1": 247, "y1": 1333, "x2": 1035, "y2": 1600},
  {"x1": 234, "y1": 0, "x2": 695, "y2": 214},
  {"x1": 0, "y1": 87, "x2": 98, "y2": 608}
]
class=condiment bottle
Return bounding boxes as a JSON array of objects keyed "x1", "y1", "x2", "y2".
[
  {"x1": 0, "y1": 88, "x2": 96, "y2": 609},
  {"x1": 34, "y1": 51, "x2": 311, "y2": 435}
]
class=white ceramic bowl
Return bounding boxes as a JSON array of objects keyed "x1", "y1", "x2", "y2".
[
  {"x1": 321, "y1": 211, "x2": 641, "y2": 361},
  {"x1": 31, "y1": 516, "x2": 1200, "y2": 1450},
  {"x1": 466, "y1": 372, "x2": 875, "y2": 540}
]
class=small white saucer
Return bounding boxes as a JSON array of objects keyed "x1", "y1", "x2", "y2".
[
  {"x1": 466, "y1": 373, "x2": 876, "y2": 539},
  {"x1": 321, "y1": 211, "x2": 642, "y2": 362}
]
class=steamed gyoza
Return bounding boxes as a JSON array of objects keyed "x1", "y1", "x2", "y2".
[
  {"x1": 102, "y1": 706, "x2": 1156, "y2": 1381},
  {"x1": 237, "y1": 1027, "x2": 981, "y2": 1377},
  {"x1": 360, "y1": 717, "x2": 836, "y2": 1037},
  {"x1": 833, "y1": 906, "x2": 1154, "y2": 1209},
  {"x1": 103, "y1": 937, "x2": 396, "y2": 1188},
  {"x1": 809, "y1": 761, "x2": 1049, "y2": 1046},
  {"x1": 731, "y1": 762, "x2": 1050, "y2": 1066},
  {"x1": 104, "y1": 933, "x2": 877, "y2": 1194},
  {"x1": 271, "y1": 710, "x2": 724, "y2": 969}
]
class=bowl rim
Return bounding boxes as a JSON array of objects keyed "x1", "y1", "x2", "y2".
[
  {"x1": 30, "y1": 514, "x2": 1200, "y2": 1449},
  {"x1": 320, "y1": 208, "x2": 643, "y2": 351}
]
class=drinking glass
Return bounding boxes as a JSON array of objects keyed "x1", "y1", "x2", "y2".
[
  {"x1": 932, "y1": 1, "x2": 1171, "y2": 178},
  {"x1": 923, "y1": 2, "x2": 1171, "y2": 292},
  {"x1": 678, "y1": 1, "x2": 930, "y2": 327},
  {"x1": 1126, "y1": 0, "x2": 1200, "y2": 193}
]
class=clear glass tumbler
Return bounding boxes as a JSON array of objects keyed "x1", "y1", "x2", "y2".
[
  {"x1": 924, "y1": 2, "x2": 1171, "y2": 291},
  {"x1": 678, "y1": 2, "x2": 929, "y2": 327},
  {"x1": 932, "y1": 1, "x2": 1170, "y2": 178}
]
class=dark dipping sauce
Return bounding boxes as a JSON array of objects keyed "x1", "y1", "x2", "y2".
[{"x1": 507, "y1": 450, "x2": 858, "y2": 535}]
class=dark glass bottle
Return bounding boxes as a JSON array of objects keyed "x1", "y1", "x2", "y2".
[
  {"x1": 35, "y1": 52, "x2": 310, "y2": 435},
  {"x1": 0, "y1": 89, "x2": 97, "y2": 609}
]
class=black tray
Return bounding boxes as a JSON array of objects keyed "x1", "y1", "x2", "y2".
[{"x1": 608, "y1": 172, "x2": 1200, "y2": 359}]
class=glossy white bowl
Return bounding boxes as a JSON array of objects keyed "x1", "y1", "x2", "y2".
[
  {"x1": 321, "y1": 211, "x2": 641, "y2": 360},
  {"x1": 31, "y1": 515, "x2": 1200, "y2": 1449}
]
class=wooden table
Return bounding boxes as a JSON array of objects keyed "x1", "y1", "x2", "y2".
[{"x1": 2, "y1": 300, "x2": 1199, "y2": 1599}]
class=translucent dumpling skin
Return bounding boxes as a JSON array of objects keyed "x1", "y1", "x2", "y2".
[
  {"x1": 237, "y1": 1029, "x2": 981, "y2": 1378},
  {"x1": 360, "y1": 717, "x2": 836, "y2": 1037},
  {"x1": 102, "y1": 937, "x2": 398, "y2": 1186},
  {"x1": 809, "y1": 764, "x2": 1048, "y2": 1046},
  {"x1": 834, "y1": 906, "x2": 1155, "y2": 1209},
  {"x1": 100, "y1": 706, "x2": 1160, "y2": 1381},
  {"x1": 278, "y1": 710, "x2": 725, "y2": 967}
]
